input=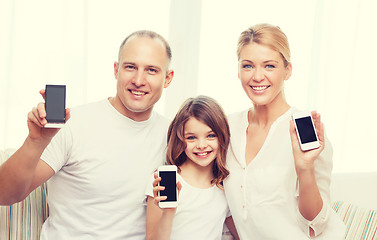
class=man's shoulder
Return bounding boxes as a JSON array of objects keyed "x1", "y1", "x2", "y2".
[
  {"x1": 70, "y1": 99, "x2": 107, "y2": 114},
  {"x1": 64, "y1": 99, "x2": 109, "y2": 127},
  {"x1": 152, "y1": 111, "x2": 170, "y2": 124}
]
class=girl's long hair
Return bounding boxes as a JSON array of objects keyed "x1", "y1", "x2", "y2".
[{"x1": 166, "y1": 95, "x2": 230, "y2": 189}]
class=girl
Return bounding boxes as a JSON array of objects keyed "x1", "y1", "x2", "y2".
[
  {"x1": 145, "y1": 95, "x2": 239, "y2": 240},
  {"x1": 223, "y1": 23, "x2": 345, "y2": 239}
]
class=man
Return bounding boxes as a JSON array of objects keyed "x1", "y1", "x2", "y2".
[{"x1": 0, "y1": 30, "x2": 174, "y2": 239}]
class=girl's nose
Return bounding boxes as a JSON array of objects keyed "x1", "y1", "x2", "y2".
[{"x1": 196, "y1": 138, "x2": 208, "y2": 149}]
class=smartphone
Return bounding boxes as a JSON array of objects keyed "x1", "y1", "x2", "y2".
[
  {"x1": 292, "y1": 112, "x2": 320, "y2": 151},
  {"x1": 158, "y1": 165, "x2": 178, "y2": 208},
  {"x1": 45, "y1": 84, "x2": 66, "y2": 128}
]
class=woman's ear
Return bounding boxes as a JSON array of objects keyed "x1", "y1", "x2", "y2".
[{"x1": 285, "y1": 63, "x2": 292, "y2": 80}]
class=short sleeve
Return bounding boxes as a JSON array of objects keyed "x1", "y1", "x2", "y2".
[
  {"x1": 144, "y1": 172, "x2": 156, "y2": 204},
  {"x1": 40, "y1": 124, "x2": 72, "y2": 173}
]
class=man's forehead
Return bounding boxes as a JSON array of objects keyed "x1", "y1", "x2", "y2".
[
  {"x1": 122, "y1": 36, "x2": 166, "y2": 53},
  {"x1": 119, "y1": 36, "x2": 169, "y2": 68}
]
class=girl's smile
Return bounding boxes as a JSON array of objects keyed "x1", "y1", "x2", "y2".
[{"x1": 183, "y1": 117, "x2": 219, "y2": 168}]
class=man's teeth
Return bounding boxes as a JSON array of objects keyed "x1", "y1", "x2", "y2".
[
  {"x1": 252, "y1": 86, "x2": 269, "y2": 91},
  {"x1": 131, "y1": 90, "x2": 146, "y2": 96}
]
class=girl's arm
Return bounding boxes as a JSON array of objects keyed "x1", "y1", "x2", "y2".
[
  {"x1": 146, "y1": 173, "x2": 182, "y2": 240},
  {"x1": 290, "y1": 112, "x2": 326, "y2": 237},
  {"x1": 146, "y1": 196, "x2": 176, "y2": 240},
  {"x1": 225, "y1": 216, "x2": 240, "y2": 240}
]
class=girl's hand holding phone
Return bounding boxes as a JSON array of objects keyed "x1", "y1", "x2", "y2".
[{"x1": 152, "y1": 172, "x2": 182, "y2": 210}]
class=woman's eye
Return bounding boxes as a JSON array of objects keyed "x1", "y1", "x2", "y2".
[
  {"x1": 186, "y1": 136, "x2": 196, "y2": 140},
  {"x1": 266, "y1": 64, "x2": 275, "y2": 69},
  {"x1": 242, "y1": 64, "x2": 252, "y2": 69}
]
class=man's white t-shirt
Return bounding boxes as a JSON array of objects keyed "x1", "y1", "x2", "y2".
[
  {"x1": 145, "y1": 173, "x2": 230, "y2": 240},
  {"x1": 40, "y1": 99, "x2": 170, "y2": 240}
]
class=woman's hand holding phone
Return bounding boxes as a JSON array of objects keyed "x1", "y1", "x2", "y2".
[{"x1": 290, "y1": 111, "x2": 325, "y2": 174}]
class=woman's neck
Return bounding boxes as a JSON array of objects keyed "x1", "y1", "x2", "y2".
[{"x1": 250, "y1": 96, "x2": 290, "y2": 127}]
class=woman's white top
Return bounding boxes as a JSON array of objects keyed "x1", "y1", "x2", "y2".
[
  {"x1": 224, "y1": 107, "x2": 345, "y2": 239},
  {"x1": 146, "y1": 173, "x2": 230, "y2": 240}
]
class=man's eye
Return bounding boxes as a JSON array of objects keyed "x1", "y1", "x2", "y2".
[
  {"x1": 125, "y1": 65, "x2": 135, "y2": 70},
  {"x1": 147, "y1": 68, "x2": 158, "y2": 74}
]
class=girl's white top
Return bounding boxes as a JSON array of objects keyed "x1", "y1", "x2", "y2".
[{"x1": 146, "y1": 173, "x2": 230, "y2": 240}]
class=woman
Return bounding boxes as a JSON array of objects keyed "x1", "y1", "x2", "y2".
[{"x1": 223, "y1": 23, "x2": 345, "y2": 239}]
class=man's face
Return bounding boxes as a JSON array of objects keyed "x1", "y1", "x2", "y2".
[{"x1": 112, "y1": 36, "x2": 173, "y2": 121}]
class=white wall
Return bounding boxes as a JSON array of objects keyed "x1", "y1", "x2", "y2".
[{"x1": 1, "y1": 0, "x2": 376, "y2": 173}]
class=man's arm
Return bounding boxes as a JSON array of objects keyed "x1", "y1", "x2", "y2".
[
  {"x1": 0, "y1": 90, "x2": 70, "y2": 205},
  {"x1": 0, "y1": 139, "x2": 54, "y2": 205}
]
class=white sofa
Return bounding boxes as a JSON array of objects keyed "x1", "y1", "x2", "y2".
[
  {"x1": 1, "y1": 148, "x2": 377, "y2": 239},
  {"x1": 330, "y1": 172, "x2": 377, "y2": 239}
]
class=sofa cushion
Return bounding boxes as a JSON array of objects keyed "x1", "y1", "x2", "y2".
[
  {"x1": 0, "y1": 149, "x2": 48, "y2": 240},
  {"x1": 332, "y1": 201, "x2": 377, "y2": 240}
]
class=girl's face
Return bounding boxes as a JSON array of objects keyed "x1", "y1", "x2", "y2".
[
  {"x1": 238, "y1": 43, "x2": 292, "y2": 107},
  {"x1": 183, "y1": 117, "x2": 219, "y2": 169}
]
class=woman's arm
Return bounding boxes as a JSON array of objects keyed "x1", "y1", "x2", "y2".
[{"x1": 290, "y1": 112, "x2": 328, "y2": 237}]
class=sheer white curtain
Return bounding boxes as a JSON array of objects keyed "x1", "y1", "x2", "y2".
[
  {"x1": 194, "y1": 0, "x2": 377, "y2": 173},
  {"x1": 1, "y1": 0, "x2": 376, "y2": 173},
  {"x1": 0, "y1": 0, "x2": 171, "y2": 149}
]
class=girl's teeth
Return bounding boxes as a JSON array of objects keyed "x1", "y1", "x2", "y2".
[{"x1": 197, "y1": 152, "x2": 209, "y2": 156}]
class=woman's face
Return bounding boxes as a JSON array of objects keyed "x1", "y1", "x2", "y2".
[{"x1": 238, "y1": 43, "x2": 292, "y2": 107}]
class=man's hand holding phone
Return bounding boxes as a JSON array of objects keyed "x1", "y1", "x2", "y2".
[{"x1": 26, "y1": 87, "x2": 70, "y2": 146}]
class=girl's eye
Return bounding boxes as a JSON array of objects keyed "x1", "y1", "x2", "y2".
[
  {"x1": 208, "y1": 134, "x2": 217, "y2": 139},
  {"x1": 186, "y1": 136, "x2": 196, "y2": 140}
]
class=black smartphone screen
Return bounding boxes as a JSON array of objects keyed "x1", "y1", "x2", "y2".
[
  {"x1": 159, "y1": 171, "x2": 177, "y2": 202},
  {"x1": 45, "y1": 85, "x2": 66, "y2": 123},
  {"x1": 295, "y1": 116, "x2": 317, "y2": 144}
]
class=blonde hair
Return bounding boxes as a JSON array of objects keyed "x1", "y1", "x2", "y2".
[{"x1": 237, "y1": 23, "x2": 291, "y2": 67}]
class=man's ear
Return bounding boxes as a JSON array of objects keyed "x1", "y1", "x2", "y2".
[
  {"x1": 114, "y1": 62, "x2": 119, "y2": 79},
  {"x1": 164, "y1": 70, "x2": 174, "y2": 88}
]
